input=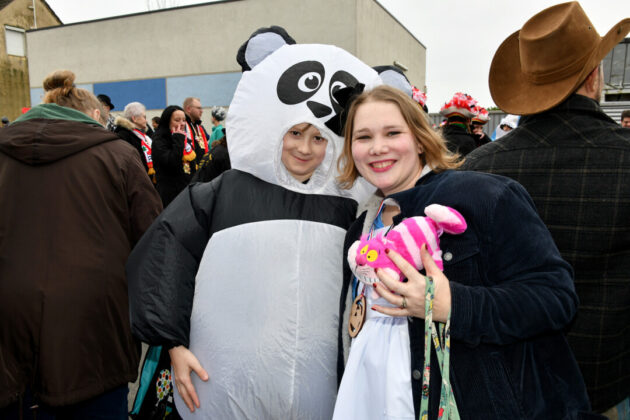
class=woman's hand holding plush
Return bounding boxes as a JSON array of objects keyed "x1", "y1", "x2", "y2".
[{"x1": 372, "y1": 245, "x2": 452, "y2": 323}]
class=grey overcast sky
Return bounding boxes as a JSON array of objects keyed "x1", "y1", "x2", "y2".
[{"x1": 45, "y1": 0, "x2": 630, "y2": 111}]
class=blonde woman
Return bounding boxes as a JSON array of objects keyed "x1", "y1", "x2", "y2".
[{"x1": 334, "y1": 85, "x2": 593, "y2": 419}]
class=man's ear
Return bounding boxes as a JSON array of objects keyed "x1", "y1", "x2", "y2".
[
  {"x1": 585, "y1": 66, "x2": 599, "y2": 89},
  {"x1": 577, "y1": 66, "x2": 600, "y2": 97},
  {"x1": 91, "y1": 108, "x2": 101, "y2": 124}
]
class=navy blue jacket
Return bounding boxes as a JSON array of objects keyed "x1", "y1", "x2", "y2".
[{"x1": 338, "y1": 170, "x2": 596, "y2": 419}]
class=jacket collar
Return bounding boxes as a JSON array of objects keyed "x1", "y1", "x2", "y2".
[
  {"x1": 14, "y1": 103, "x2": 101, "y2": 127},
  {"x1": 520, "y1": 93, "x2": 615, "y2": 125},
  {"x1": 114, "y1": 115, "x2": 136, "y2": 131}
]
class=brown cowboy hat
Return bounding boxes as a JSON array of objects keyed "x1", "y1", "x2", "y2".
[{"x1": 489, "y1": 2, "x2": 630, "y2": 115}]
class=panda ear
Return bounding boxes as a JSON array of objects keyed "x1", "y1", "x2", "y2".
[
  {"x1": 236, "y1": 26, "x2": 297, "y2": 72},
  {"x1": 373, "y1": 65, "x2": 413, "y2": 99}
]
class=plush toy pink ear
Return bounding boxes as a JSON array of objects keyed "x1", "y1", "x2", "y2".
[{"x1": 424, "y1": 204, "x2": 467, "y2": 235}]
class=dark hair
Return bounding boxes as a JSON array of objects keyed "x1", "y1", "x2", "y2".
[
  {"x1": 622, "y1": 110, "x2": 630, "y2": 120},
  {"x1": 154, "y1": 105, "x2": 185, "y2": 138},
  {"x1": 152, "y1": 116, "x2": 160, "y2": 124}
]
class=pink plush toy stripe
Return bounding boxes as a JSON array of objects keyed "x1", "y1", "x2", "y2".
[{"x1": 348, "y1": 204, "x2": 467, "y2": 284}]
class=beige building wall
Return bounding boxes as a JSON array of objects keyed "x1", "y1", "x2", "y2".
[
  {"x1": 0, "y1": 0, "x2": 60, "y2": 120},
  {"x1": 27, "y1": 0, "x2": 423, "y2": 88},
  {"x1": 27, "y1": 0, "x2": 362, "y2": 86},
  {"x1": 356, "y1": 0, "x2": 425, "y2": 89}
]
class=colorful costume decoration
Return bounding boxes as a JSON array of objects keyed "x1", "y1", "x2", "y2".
[
  {"x1": 440, "y1": 92, "x2": 478, "y2": 118},
  {"x1": 471, "y1": 106, "x2": 489, "y2": 125}
]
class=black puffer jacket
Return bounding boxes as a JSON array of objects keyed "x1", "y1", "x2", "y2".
[{"x1": 191, "y1": 143, "x2": 231, "y2": 184}]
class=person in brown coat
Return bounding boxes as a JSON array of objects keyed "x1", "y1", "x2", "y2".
[{"x1": 0, "y1": 70, "x2": 162, "y2": 419}]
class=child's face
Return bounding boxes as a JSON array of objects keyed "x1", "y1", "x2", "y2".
[{"x1": 281, "y1": 123, "x2": 328, "y2": 182}]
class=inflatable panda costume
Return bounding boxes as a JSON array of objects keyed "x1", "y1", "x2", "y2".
[{"x1": 128, "y1": 27, "x2": 379, "y2": 419}]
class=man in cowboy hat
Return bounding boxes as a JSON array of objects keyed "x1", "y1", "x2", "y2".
[{"x1": 462, "y1": 2, "x2": 630, "y2": 416}]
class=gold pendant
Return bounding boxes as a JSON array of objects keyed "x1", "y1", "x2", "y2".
[
  {"x1": 348, "y1": 294, "x2": 366, "y2": 338},
  {"x1": 183, "y1": 162, "x2": 191, "y2": 174}
]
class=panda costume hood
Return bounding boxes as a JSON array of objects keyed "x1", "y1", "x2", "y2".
[
  {"x1": 228, "y1": 41, "x2": 376, "y2": 199},
  {"x1": 128, "y1": 27, "x2": 379, "y2": 419}
]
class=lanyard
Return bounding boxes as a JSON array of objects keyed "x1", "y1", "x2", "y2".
[{"x1": 419, "y1": 276, "x2": 459, "y2": 420}]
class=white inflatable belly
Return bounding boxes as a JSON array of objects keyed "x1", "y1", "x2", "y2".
[{"x1": 177, "y1": 219, "x2": 346, "y2": 419}]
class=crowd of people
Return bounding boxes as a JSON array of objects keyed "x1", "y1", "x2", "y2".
[
  {"x1": 93, "y1": 94, "x2": 230, "y2": 208},
  {"x1": 0, "y1": 2, "x2": 629, "y2": 420}
]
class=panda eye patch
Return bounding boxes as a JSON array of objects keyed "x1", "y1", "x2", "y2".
[
  {"x1": 330, "y1": 81, "x2": 347, "y2": 95},
  {"x1": 277, "y1": 61, "x2": 325, "y2": 105},
  {"x1": 328, "y1": 70, "x2": 359, "y2": 114},
  {"x1": 328, "y1": 70, "x2": 359, "y2": 113}
]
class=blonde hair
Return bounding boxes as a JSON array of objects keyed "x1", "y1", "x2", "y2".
[
  {"x1": 42, "y1": 70, "x2": 103, "y2": 118},
  {"x1": 337, "y1": 85, "x2": 461, "y2": 189}
]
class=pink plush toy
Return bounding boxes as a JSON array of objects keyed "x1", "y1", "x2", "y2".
[{"x1": 348, "y1": 204, "x2": 467, "y2": 285}]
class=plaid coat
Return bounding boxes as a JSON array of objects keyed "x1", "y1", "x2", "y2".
[{"x1": 461, "y1": 94, "x2": 630, "y2": 412}]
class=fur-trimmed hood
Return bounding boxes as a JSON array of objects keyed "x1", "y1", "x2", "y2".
[{"x1": 114, "y1": 115, "x2": 136, "y2": 131}]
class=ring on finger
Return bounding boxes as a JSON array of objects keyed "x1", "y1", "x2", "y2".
[{"x1": 400, "y1": 295, "x2": 407, "y2": 309}]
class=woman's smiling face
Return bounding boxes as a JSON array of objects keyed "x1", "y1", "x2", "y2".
[{"x1": 351, "y1": 100, "x2": 423, "y2": 196}]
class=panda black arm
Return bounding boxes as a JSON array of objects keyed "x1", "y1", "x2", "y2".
[{"x1": 127, "y1": 182, "x2": 214, "y2": 348}]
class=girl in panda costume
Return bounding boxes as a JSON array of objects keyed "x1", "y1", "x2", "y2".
[{"x1": 127, "y1": 27, "x2": 379, "y2": 419}]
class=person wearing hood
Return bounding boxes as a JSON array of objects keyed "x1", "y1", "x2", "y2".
[
  {"x1": 126, "y1": 27, "x2": 377, "y2": 419},
  {"x1": 492, "y1": 114, "x2": 519, "y2": 140},
  {"x1": 114, "y1": 101, "x2": 156, "y2": 183},
  {"x1": 151, "y1": 105, "x2": 200, "y2": 207},
  {"x1": 0, "y1": 70, "x2": 162, "y2": 418}
]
